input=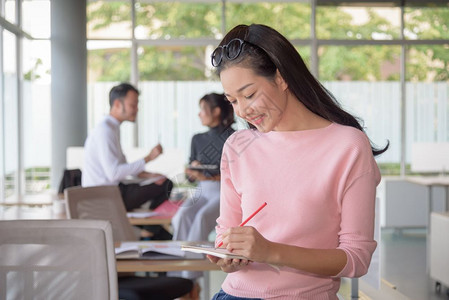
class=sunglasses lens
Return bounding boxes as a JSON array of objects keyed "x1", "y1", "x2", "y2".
[
  {"x1": 211, "y1": 39, "x2": 245, "y2": 67},
  {"x1": 211, "y1": 47, "x2": 223, "y2": 67},
  {"x1": 227, "y1": 39, "x2": 243, "y2": 60}
]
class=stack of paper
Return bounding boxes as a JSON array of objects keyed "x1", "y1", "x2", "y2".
[
  {"x1": 181, "y1": 242, "x2": 248, "y2": 260},
  {"x1": 115, "y1": 241, "x2": 203, "y2": 260}
]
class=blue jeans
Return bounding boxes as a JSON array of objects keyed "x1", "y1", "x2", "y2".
[{"x1": 211, "y1": 289, "x2": 263, "y2": 300}]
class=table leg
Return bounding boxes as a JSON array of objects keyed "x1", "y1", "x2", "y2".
[
  {"x1": 426, "y1": 186, "x2": 433, "y2": 273},
  {"x1": 446, "y1": 186, "x2": 449, "y2": 212},
  {"x1": 351, "y1": 278, "x2": 359, "y2": 299},
  {"x1": 200, "y1": 271, "x2": 210, "y2": 300}
]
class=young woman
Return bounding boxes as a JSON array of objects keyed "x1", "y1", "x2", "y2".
[
  {"x1": 208, "y1": 24, "x2": 388, "y2": 300},
  {"x1": 173, "y1": 93, "x2": 235, "y2": 242},
  {"x1": 171, "y1": 93, "x2": 234, "y2": 281}
]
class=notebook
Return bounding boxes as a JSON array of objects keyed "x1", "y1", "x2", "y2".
[
  {"x1": 181, "y1": 242, "x2": 249, "y2": 260},
  {"x1": 116, "y1": 241, "x2": 202, "y2": 260}
]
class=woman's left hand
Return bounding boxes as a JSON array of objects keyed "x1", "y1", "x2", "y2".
[
  {"x1": 185, "y1": 169, "x2": 207, "y2": 181},
  {"x1": 206, "y1": 255, "x2": 250, "y2": 273},
  {"x1": 220, "y1": 226, "x2": 274, "y2": 263}
]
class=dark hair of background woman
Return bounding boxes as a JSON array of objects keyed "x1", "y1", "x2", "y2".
[
  {"x1": 214, "y1": 24, "x2": 389, "y2": 156},
  {"x1": 200, "y1": 93, "x2": 235, "y2": 128}
]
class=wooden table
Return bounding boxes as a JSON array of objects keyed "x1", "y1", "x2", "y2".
[
  {"x1": 116, "y1": 241, "x2": 220, "y2": 299},
  {"x1": 116, "y1": 257, "x2": 220, "y2": 273},
  {"x1": 128, "y1": 216, "x2": 173, "y2": 226},
  {"x1": 115, "y1": 240, "x2": 219, "y2": 272}
]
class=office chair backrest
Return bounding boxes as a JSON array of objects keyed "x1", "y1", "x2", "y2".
[
  {"x1": 0, "y1": 219, "x2": 118, "y2": 300},
  {"x1": 65, "y1": 185, "x2": 137, "y2": 242}
]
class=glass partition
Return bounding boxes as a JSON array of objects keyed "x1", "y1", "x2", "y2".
[
  {"x1": 138, "y1": 45, "x2": 210, "y2": 80},
  {"x1": 226, "y1": 2, "x2": 311, "y2": 39},
  {"x1": 22, "y1": 39, "x2": 51, "y2": 194},
  {"x1": 2, "y1": 30, "x2": 18, "y2": 201},
  {"x1": 135, "y1": 1, "x2": 221, "y2": 39},
  {"x1": 405, "y1": 44, "x2": 449, "y2": 173},
  {"x1": 22, "y1": 0, "x2": 50, "y2": 39},
  {"x1": 317, "y1": 6, "x2": 401, "y2": 40},
  {"x1": 319, "y1": 45, "x2": 401, "y2": 173},
  {"x1": 405, "y1": 7, "x2": 449, "y2": 40},
  {"x1": 87, "y1": 1, "x2": 132, "y2": 39},
  {"x1": 4, "y1": 0, "x2": 16, "y2": 24}
]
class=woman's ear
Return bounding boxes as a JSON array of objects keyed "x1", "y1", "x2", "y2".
[
  {"x1": 275, "y1": 69, "x2": 288, "y2": 91},
  {"x1": 212, "y1": 106, "x2": 222, "y2": 119}
]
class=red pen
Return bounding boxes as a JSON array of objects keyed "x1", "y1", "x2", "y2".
[{"x1": 216, "y1": 202, "x2": 267, "y2": 248}]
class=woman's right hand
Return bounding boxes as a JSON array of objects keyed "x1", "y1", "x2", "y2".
[{"x1": 206, "y1": 255, "x2": 250, "y2": 273}]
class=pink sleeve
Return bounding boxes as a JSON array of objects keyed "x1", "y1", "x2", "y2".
[
  {"x1": 215, "y1": 145, "x2": 243, "y2": 247},
  {"x1": 335, "y1": 170, "x2": 378, "y2": 278}
]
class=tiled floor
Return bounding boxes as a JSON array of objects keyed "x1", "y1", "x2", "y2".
[{"x1": 381, "y1": 228, "x2": 449, "y2": 300}]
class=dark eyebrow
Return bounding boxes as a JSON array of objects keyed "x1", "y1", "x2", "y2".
[{"x1": 224, "y1": 83, "x2": 254, "y2": 97}]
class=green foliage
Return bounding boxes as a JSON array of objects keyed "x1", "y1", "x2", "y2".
[
  {"x1": 88, "y1": 49, "x2": 131, "y2": 82},
  {"x1": 316, "y1": 7, "x2": 353, "y2": 39},
  {"x1": 86, "y1": 2, "x2": 449, "y2": 82},
  {"x1": 135, "y1": 3, "x2": 221, "y2": 38},
  {"x1": 25, "y1": 167, "x2": 50, "y2": 181},
  {"x1": 405, "y1": 7, "x2": 449, "y2": 39},
  {"x1": 226, "y1": 3, "x2": 311, "y2": 40},
  {"x1": 138, "y1": 46, "x2": 206, "y2": 80},
  {"x1": 404, "y1": 8, "x2": 449, "y2": 81},
  {"x1": 23, "y1": 58, "x2": 43, "y2": 81},
  {"x1": 87, "y1": 2, "x2": 132, "y2": 32},
  {"x1": 319, "y1": 45, "x2": 401, "y2": 81}
]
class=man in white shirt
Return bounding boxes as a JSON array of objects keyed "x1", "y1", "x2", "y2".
[{"x1": 82, "y1": 83, "x2": 172, "y2": 211}]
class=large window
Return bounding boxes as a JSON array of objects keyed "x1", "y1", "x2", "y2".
[
  {"x1": 87, "y1": 1, "x2": 132, "y2": 39},
  {"x1": 1, "y1": 0, "x2": 51, "y2": 203},
  {"x1": 226, "y1": 2, "x2": 311, "y2": 39},
  {"x1": 86, "y1": 0, "x2": 449, "y2": 177},
  {"x1": 3, "y1": 0, "x2": 16, "y2": 24},
  {"x1": 1, "y1": 0, "x2": 448, "y2": 203},
  {"x1": 317, "y1": 6, "x2": 401, "y2": 40},
  {"x1": 406, "y1": 44, "x2": 449, "y2": 153},
  {"x1": 404, "y1": 7, "x2": 449, "y2": 40},
  {"x1": 2, "y1": 30, "x2": 18, "y2": 200},
  {"x1": 320, "y1": 45, "x2": 401, "y2": 168},
  {"x1": 22, "y1": 38, "x2": 51, "y2": 195},
  {"x1": 1, "y1": 0, "x2": 447, "y2": 203},
  {"x1": 86, "y1": 0, "x2": 315, "y2": 156},
  {"x1": 22, "y1": 0, "x2": 50, "y2": 39},
  {"x1": 135, "y1": 2, "x2": 221, "y2": 39}
]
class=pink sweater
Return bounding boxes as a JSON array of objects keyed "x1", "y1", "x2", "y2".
[{"x1": 216, "y1": 123, "x2": 380, "y2": 300}]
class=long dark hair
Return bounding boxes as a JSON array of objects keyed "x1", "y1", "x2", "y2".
[
  {"x1": 200, "y1": 93, "x2": 235, "y2": 128},
  {"x1": 214, "y1": 24, "x2": 388, "y2": 156}
]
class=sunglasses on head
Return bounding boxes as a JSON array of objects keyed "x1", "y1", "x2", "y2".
[{"x1": 211, "y1": 38, "x2": 250, "y2": 67}]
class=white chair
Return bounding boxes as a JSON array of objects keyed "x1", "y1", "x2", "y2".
[
  {"x1": 65, "y1": 185, "x2": 137, "y2": 242},
  {"x1": 0, "y1": 219, "x2": 118, "y2": 300},
  {"x1": 64, "y1": 185, "x2": 194, "y2": 299}
]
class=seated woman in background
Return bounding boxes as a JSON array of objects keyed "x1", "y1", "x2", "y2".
[{"x1": 171, "y1": 92, "x2": 235, "y2": 279}]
